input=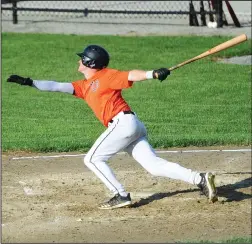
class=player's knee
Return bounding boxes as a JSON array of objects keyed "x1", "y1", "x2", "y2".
[
  {"x1": 84, "y1": 154, "x2": 91, "y2": 166},
  {"x1": 84, "y1": 151, "x2": 109, "y2": 166},
  {"x1": 84, "y1": 153, "x2": 101, "y2": 165}
]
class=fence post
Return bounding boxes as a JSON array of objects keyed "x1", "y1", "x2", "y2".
[
  {"x1": 189, "y1": 0, "x2": 199, "y2": 26},
  {"x1": 200, "y1": 0, "x2": 207, "y2": 26},
  {"x1": 83, "y1": 8, "x2": 88, "y2": 17},
  {"x1": 215, "y1": 0, "x2": 223, "y2": 28},
  {"x1": 12, "y1": 0, "x2": 18, "y2": 24}
]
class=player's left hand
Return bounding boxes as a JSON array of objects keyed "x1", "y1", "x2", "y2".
[
  {"x1": 7, "y1": 75, "x2": 33, "y2": 86},
  {"x1": 153, "y1": 68, "x2": 170, "y2": 82}
]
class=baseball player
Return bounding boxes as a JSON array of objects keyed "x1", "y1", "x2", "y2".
[{"x1": 7, "y1": 44, "x2": 218, "y2": 209}]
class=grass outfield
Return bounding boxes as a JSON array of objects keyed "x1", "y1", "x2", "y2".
[{"x1": 2, "y1": 33, "x2": 251, "y2": 152}]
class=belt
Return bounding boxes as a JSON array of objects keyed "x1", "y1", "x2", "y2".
[{"x1": 109, "y1": 111, "x2": 135, "y2": 124}]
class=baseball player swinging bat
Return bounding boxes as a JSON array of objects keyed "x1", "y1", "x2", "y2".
[{"x1": 156, "y1": 34, "x2": 247, "y2": 77}]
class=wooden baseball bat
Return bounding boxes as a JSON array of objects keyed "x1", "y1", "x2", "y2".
[{"x1": 168, "y1": 34, "x2": 247, "y2": 72}]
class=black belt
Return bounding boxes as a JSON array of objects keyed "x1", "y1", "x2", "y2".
[{"x1": 109, "y1": 111, "x2": 135, "y2": 124}]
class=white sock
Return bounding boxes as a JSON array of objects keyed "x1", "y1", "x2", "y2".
[
  {"x1": 194, "y1": 173, "x2": 202, "y2": 185},
  {"x1": 118, "y1": 191, "x2": 128, "y2": 197}
]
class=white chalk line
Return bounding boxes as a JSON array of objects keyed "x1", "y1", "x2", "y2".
[{"x1": 9, "y1": 148, "x2": 251, "y2": 160}]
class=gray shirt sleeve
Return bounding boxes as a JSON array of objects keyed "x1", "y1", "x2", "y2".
[{"x1": 33, "y1": 80, "x2": 74, "y2": 94}]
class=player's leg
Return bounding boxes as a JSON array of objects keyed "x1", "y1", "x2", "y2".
[
  {"x1": 125, "y1": 137, "x2": 201, "y2": 183},
  {"x1": 124, "y1": 137, "x2": 217, "y2": 202},
  {"x1": 84, "y1": 113, "x2": 141, "y2": 209}
]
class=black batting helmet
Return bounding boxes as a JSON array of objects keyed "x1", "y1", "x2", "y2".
[{"x1": 77, "y1": 45, "x2": 110, "y2": 69}]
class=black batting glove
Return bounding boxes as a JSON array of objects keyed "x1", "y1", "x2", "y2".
[
  {"x1": 7, "y1": 75, "x2": 33, "y2": 86},
  {"x1": 153, "y1": 68, "x2": 170, "y2": 82}
]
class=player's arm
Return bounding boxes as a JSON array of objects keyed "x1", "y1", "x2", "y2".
[
  {"x1": 7, "y1": 75, "x2": 74, "y2": 94},
  {"x1": 128, "y1": 68, "x2": 170, "y2": 82}
]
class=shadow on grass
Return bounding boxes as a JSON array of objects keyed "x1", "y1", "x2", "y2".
[{"x1": 131, "y1": 174, "x2": 252, "y2": 208}]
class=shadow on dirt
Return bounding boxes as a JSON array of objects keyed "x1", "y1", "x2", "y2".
[
  {"x1": 131, "y1": 176, "x2": 252, "y2": 208},
  {"x1": 131, "y1": 188, "x2": 199, "y2": 208},
  {"x1": 217, "y1": 176, "x2": 252, "y2": 202}
]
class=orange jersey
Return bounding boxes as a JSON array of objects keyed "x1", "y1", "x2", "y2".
[{"x1": 72, "y1": 68, "x2": 133, "y2": 127}]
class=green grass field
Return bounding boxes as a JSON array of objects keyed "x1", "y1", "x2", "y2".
[{"x1": 2, "y1": 33, "x2": 251, "y2": 152}]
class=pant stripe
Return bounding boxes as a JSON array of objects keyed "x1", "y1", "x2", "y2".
[{"x1": 90, "y1": 119, "x2": 120, "y2": 194}]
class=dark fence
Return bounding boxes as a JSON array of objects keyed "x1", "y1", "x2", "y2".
[{"x1": 1, "y1": 0, "x2": 244, "y2": 27}]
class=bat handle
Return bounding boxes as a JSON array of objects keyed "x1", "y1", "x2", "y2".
[{"x1": 154, "y1": 70, "x2": 173, "y2": 79}]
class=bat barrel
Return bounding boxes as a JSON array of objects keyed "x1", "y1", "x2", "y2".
[{"x1": 168, "y1": 34, "x2": 247, "y2": 72}]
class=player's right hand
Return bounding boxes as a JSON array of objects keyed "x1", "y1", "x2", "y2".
[
  {"x1": 153, "y1": 68, "x2": 170, "y2": 82},
  {"x1": 7, "y1": 75, "x2": 33, "y2": 86}
]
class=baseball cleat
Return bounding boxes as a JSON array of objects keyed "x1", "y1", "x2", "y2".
[
  {"x1": 98, "y1": 193, "x2": 132, "y2": 210},
  {"x1": 197, "y1": 172, "x2": 218, "y2": 203}
]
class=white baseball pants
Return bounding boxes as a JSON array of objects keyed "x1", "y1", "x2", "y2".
[{"x1": 84, "y1": 111, "x2": 201, "y2": 196}]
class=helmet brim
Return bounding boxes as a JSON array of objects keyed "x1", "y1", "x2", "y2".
[{"x1": 77, "y1": 52, "x2": 83, "y2": 57}]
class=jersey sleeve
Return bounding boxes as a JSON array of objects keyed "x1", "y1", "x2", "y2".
[
  {"x1": 33, "y1": 80, "x2": 74, "y2": 94},
  {"x1": 71, "y1": 80, "x2": 86, "y2": 99},
  {"x1": 108, "y1": 70, "x2": 133, "y2": 90}
]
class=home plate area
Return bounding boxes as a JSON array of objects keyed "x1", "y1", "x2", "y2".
[{"x1": 2, "y1": 148, "x2": 251, "y2": 243}]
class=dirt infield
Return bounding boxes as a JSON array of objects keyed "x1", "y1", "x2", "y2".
[{"x1": 2, "y1": 147, "x2": 251, "y2": 243}]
